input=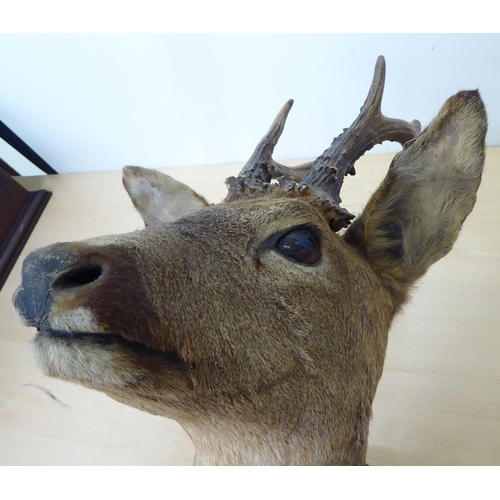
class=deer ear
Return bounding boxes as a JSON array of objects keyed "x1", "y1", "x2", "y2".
[
  {"x1": 122, "y1": 166, "x2": 209, "y2": 225},
  {"x1": 344, "y1": 90, "x2": 487, "y2": 302}
]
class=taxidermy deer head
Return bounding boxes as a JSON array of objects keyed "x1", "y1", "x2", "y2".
[{"x1": 13, "y1": 56, "x2": 487, "y2": 465}]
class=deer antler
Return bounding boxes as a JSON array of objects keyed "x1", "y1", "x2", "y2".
[
  {"x1": 299, "y1": 55, "x2": 421, "y2": 208},
  {"x1": 225, "y1": 99, "x2": 294, "y2": 192},
  {"x1": 226, "y1": 56, "x2": 422, "y2": 229},
  {"x1": 225, "y1": 100, "x2": 315, "y2": 194}
]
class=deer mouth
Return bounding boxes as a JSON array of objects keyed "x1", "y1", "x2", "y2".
[
  {"x1": 31, "y1": 327, "x2": 188, "y2": 387},
  {"x1": 40, "y1": 328, "x2": 183, "y2": 359}
]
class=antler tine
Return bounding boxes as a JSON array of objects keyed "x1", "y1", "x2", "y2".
[
  {"x1": 299, "y1": 55, "x2": 422, "y2": 210},
  {"x1": 226, "y1": 99, "x2": 294, "y2": 192},
  {"x1": 269, "y1": 159, "x2": 314, "y2": 182}
]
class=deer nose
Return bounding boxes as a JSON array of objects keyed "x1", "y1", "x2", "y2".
[{"x1": 13, "y1": 248, "x2": 104, "y2": 329}]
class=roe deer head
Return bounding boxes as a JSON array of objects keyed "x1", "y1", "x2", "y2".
[{"x1": 13, "y1": 56, "x2": 487, "y2": 465}]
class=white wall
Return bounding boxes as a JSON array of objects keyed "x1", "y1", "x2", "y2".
[{"x1": 1, "y1": 34, "x2": 499, "y2": 175}]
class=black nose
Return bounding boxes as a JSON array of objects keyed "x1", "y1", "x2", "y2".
[{"x1": 13, "y1": 248, "x2": 103, "y2": 329}]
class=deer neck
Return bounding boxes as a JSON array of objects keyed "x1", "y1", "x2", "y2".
[{"x1": 183, "y1": 421, "x2": 368, "y2": 466}]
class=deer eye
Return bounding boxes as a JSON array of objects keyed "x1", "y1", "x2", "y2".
[{"x1": 276, "y1": 229, "x2": 320, "y2": 265}]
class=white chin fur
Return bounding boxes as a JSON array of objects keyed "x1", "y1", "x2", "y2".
[{"x1": 49, "y1": 307, "x2": 100, "y2": 333}]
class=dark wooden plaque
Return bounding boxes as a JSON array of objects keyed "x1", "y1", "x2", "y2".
[
  {"x1": 0, "y1": 165, "x2": 52, "y2": 290},
  {"x1": 0, "y1": 121, "x2": 56, "y2": 290}
]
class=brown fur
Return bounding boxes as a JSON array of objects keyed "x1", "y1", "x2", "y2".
[{"x1": 13, "y1": 90, "x2": 487, "y2": 465}]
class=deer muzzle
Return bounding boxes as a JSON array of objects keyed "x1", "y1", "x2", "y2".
[{"x1": 14, "y1": 248, "x2": 105, "y2": 331}]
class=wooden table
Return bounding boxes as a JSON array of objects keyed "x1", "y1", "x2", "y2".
[{"x1": 1, "y1": 149, "x2": 499, "y2": 465}]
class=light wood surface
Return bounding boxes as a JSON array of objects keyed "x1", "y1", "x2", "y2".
[{"x1": 1, "y1": 149, "x2": 499, "y2": 465}]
